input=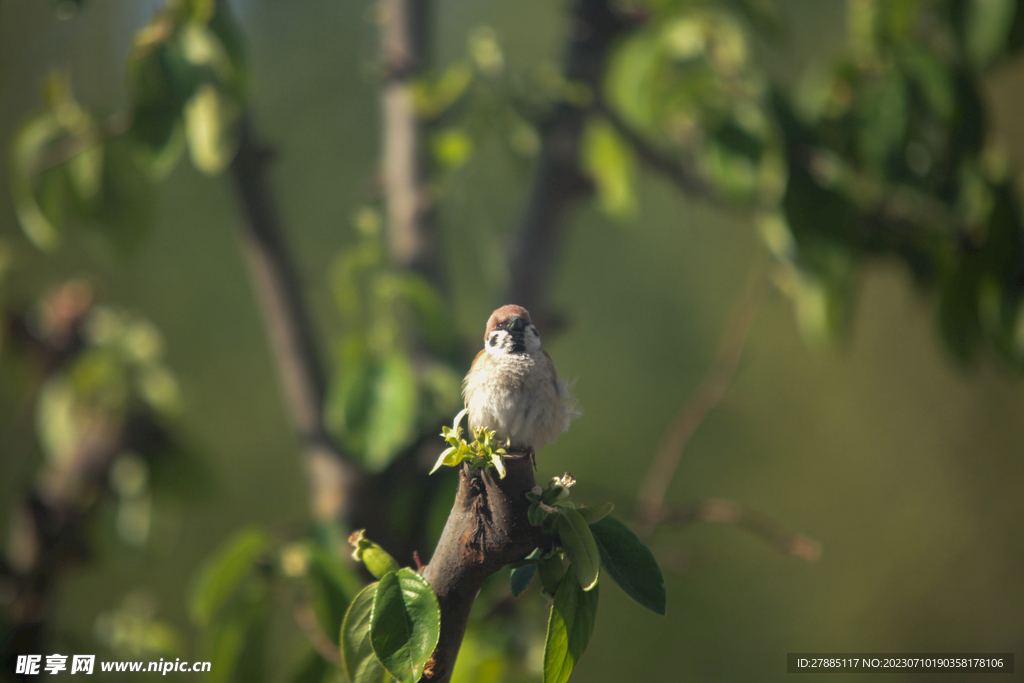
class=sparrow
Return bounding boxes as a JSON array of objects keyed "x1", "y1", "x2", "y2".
[{"x1": 462, "y1": 305, "x2": 578, "y2": 455}]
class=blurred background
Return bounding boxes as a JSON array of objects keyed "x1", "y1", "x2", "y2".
[{"x1": 2, "y1": 0, "x2": 1024, "y2": 681}]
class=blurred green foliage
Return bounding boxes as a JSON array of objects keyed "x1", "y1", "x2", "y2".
[
  {"x1": 3, "y1": 0, "x2": 1024, "y2": 682},
  {"x1": 326, "y1": 213, "x2": 462, "y2": 472},
  {"x1": 600, "y1": 0, "x2": 1024, "y2": 363}
]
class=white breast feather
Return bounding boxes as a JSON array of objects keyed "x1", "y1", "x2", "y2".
[{"x1": 463, "y1": 352, "x2": 577, "y2": 452}]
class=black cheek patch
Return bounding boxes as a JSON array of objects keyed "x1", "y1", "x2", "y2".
[{"x1": 489, "y1": 336, "x2": 498, "y2": 347}]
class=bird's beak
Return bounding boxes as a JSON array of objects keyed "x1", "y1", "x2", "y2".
[{"x1": 507, "y1": 316, "x2": 524, "y2": 332}]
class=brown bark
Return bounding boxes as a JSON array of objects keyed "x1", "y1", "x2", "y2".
[
  {"x1": 507, "y1": 0, "x2": 634, "y2": 325},
  {"x1": 420, "y1": 456, "x2": 544, "y2": 683},
  {"x1": 229, "y1": 116, "x2": 365, "y2": 523},
  {"x1": 379, "y1": 0, "x2": 442, "y2": 285}
]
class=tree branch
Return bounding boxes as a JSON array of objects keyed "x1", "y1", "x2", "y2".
[
  {"x1": 293, "y1": 602, "x2": 345, "y2": 668},
  {"x1": 1, "y1": 285, "x2": 175, "y2": 657},
  {"x1": 28, "y1": 112, "x2": 131, "y2": 176},
  {"x1": 658, "y1": 497, "x2": 821, "y2": 562},
  {"x1": 229, "y1": 115, "x2": 364, "y2": 523},
  {"x1": 404, "y1": 5, "x2": 634, "y2": 679},
  {"x1": 507, "y1": 0, "x2": 634, "y2": 325},
  {"x1": 598, "y1": 102, "x2": 724, "y2": 204},
  {"x1": 635, "y1": 272, "x2": 765, "y2": 537},
  {"x1": 420, "y1": 456, "x2": 544, "y2": 683},
  {"x1": 379, "y1": 0, "x2": 442, "y2": 285}
]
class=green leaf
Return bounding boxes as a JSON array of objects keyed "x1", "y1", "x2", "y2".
[
  {"x1": 712, "y1": 119, "x2": 763, "y2": 163},
  {"x1": 204, "y1": 616, "x2": 245, "y2": 683},
  {"x1": 305, "y1": 544, "x2": 359, "y2": 637},
  {"x1": 349, "y1": 529, "x2": 401, "y2": 580},
  {"x1": 340, "y1": 583, "x2": 387, "y2": 683},
  {"x1": 178, "y1": 22, "x2": 236, "y2": 83},
  {"x1": 363, "y1": 352, "x2": 419, "y2": 472},
  {"x1": 368, "y1": 569, "x2": 441, "y2": 683},
  {"x1": 605, "y1": 32, "x2": 660, "y2": 132},
  {"x1": 430, "y1": 446, "x2": 458, "y2": 474},
  {"x1": 589, "y1": 516, "x2": 666, "y2": 615},
  {"x1": 543, "y1": 575, "x2": 599, "y2": 683},
  {"x1": 189, "y1": 527, "x2": 269, "y2": 625},
  {"x1": 490, "y1": 452, "x2": 507, "y2": 479},
  {"x1": 129, "y1": 106, "x2": 185, "y2": 179},
  {"x1": 431, "y1": 128, "x2": 473, "y2": 170},
  {"x1": 510, "y1": 564, "x2": 536, "y2": 597},
  {"x1": 781, "y1": 153, "x2": 857, "y2": 248},
  {"x1": 538, "y1": 554, "x2": 566, "y2": 595},
  {"x1": 392, "y1": 274, "x2": 458, "y2": 355},
  {"x1": 203, "y1": 609, "x2": 251, "y2": 683},
  {"x1": 199, "y1": 576, "x2": 271, "y2": 683},
  {"x1": 208, "y1": 3, "x2": 247, "y2": 89},
  {"x1": 35, "y1": 377, "x2": 78, "y2": 463},
  {"x1": 325, "y1": 336, "x2": 373, "y2": 452},
  {"x1": 541, "y1": 479, "x2": 570, "y2": 505},
  {"x1": 327, "y1": 338, "x2": 421, "y2": 472},
  {"x1": 66, "y1": 142, "x2": 103, "y2": 205},
  {"x1": 412, "y1": 62, "x2": 474, "y2": 119},
  {"x1": 361, "y1": 545, "x2": 401, "y2": 581},
  {"x1": 582, "y1": 117, "x2": 637, "y2": 219},
  {"x1": 9, "y1": 77, "x2": 113, "y2": 248},
  {"x1": 11, "y1": 78, "x2": 154, "y2": 255},
  {"x1": 183, "y1": 82, "x2": 240, "y2": 175},
  {"x1": 126, "y1": 20, "x2": 194, "y2": 114},
  {"x1": 787, "y1": 257, "x2": 857, "y2": 347},
  {"x1": 964, "y1": 0, "x2": 1016, "y2": 67},
  {"x1": 369, "y1": 573, "x2": 410, "y2": 675},
  {"x1": 10, "y1": 112, "x2": 65, "y2": 251},
  {"x1": 575, "y1": 502, "x2": 614, "y2": 525},
  {"x1": 556, "y1": 508, "x2": 600, "y2": 591},
  {"x1": 125, "y1": 23, "x2": 190, "y2": 178},
  {"x1": 528, "y1": 502, "x2": 547, "y2": 528},
  {"x1": 898, "y1": 47, "x2": 955, "y2": 120},
  {"x1": 858, "y1": 69, "x2": 907, "y2": 169},
  {"x1": 227, "y1": 599, "x2": 271, "y2": 683},
  {"x1": 88, "y1": 137, "x2": 154, "y2": 254},
  {"x1": 510, "y1": 549, "x2": 541, "y2": 597}
]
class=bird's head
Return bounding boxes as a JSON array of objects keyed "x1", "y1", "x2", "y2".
[{"x1": 483, "y1": 304, "x2": 541, "y2": 356}]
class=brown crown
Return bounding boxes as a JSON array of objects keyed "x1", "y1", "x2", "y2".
[{"x1": 485, "y1": 304, "x2": 533, "y2": 337}]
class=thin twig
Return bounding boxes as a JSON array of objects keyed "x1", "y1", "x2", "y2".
[
  {"x1": 598, "y1": 101, "x2": 725, "y2": 205},
  {"x1": 28, "y1": 112, "x2": 131, "y2": 176},
  {"x1": 658, "y1": 497, "x2": 821, "y2": 562},
  {"x1": 293, "y1": 602, "x2": 345, "y2": 668},
  {"x1": 229, "y1": 114, "x2": 364, "y2": 523},
  {"x1": 635, "y1": 269, "x2": 766, "y2": 537},
  {"x1": 605, "y1": 99, "x2": 958, "y2": 257}
]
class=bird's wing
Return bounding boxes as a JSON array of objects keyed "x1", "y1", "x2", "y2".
[
  {"x1": 462, "y1": 349, "x2": 489, "y2": 398},
  {"x1": 542, "y1": 350, "x2": 561, "y2": 394}
]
